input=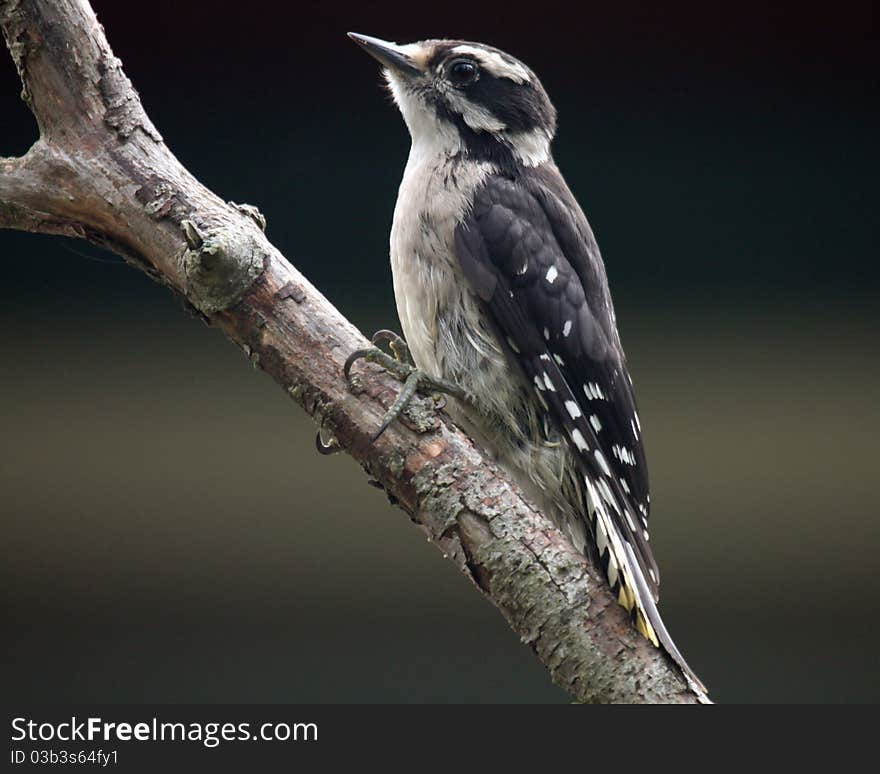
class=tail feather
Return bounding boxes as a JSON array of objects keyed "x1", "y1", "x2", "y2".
[
  {"x1": 585, "y1": 478, "x2": 707, "y2": 696},
  {"x1": 622, "y1": 541, "x2": 708, "y2": 695}
]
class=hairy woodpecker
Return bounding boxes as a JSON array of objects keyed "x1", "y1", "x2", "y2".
[{"x1": 348, "y1": 33, "x2": 704, "y2": 692}]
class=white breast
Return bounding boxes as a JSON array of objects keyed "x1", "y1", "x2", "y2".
[{"x1": 390, "y1": 149, "x2": 493, "y2": 376}]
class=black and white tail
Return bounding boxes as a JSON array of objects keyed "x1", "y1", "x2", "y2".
[{"x1": 582, "y1": 475, "x2": 708, "y2": 696}]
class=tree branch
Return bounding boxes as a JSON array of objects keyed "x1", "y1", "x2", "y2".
[{"x1": 0, "y1": 0, "x2": 707, "y2": 703}]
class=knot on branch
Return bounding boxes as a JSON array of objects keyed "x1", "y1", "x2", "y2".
[{"x1": 180, "y1": 218, "x2": 265, "y2": 314}]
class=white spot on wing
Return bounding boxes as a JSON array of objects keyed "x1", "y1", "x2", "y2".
[
  {"x1": 584, "y1": 383, "x2": 607, "y2": 400},
  {"x1": 563, "y1": 320, "x2": 572, "y2": 337},
  {"x1": 542, "y1": 372, "x2": 555, "y2": 392},
  {"x1": 613, "y1": 445, "x2": 637, "y2": 466},
  {"x1": 571, "y1": 428, "x2": 588, "y2": 451},
  {"x1": 545, "y1": 265, "x2": 558, "y2": 284},
  {"x1": 594, "y1": 449, "x2": 611, "y2": 476},
  {"x1": 564, "y1": 400, "x2": 582, "y2": 419},
  {"x1": 589, "y1": 414, "x2": 602, "y2": 433}
]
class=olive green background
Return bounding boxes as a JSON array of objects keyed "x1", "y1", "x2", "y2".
[{"x1": 2, "y1": 0, "x2": 877, "y2": 702}]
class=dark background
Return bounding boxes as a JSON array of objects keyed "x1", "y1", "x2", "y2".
[{"x1": 2, "y1": 0, "x2": 878, "y2": 703}]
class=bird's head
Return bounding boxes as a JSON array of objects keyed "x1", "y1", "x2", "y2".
[{"x1": 348, "y1": 33, "x2": 557, "y2": 168}]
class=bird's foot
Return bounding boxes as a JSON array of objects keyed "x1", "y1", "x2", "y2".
[{"x1": 344, "y1": 329, "x2": 466, "y2": 442}]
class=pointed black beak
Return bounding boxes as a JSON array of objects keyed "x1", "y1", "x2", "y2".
[{"x1": 347, "y1": 33, "x2": 422, "y2": 77}]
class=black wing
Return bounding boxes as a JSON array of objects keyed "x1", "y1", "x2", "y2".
[{"x1": 455, "y1": 166, "x2": 659, "y2": 602}]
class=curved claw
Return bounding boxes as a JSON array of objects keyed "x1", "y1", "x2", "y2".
[
  {"x1": 371, "y1": 329, "x2": 402, "y2": 347},
  {"x1": 371, "y1": 369, "x2": 421, "y2": 443},
  {"x1": 372, "y1": 329, "x2": 413, "y2": 367},
  {"x1": 315, "y1": 428, "x2": 342, "y2": 455},
  {"x1": 344, "y1": 347, "x2": 376, "y2": 383}
]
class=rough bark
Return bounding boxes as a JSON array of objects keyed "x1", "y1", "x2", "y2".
[{"x1": 0, "y1": 0, "x2": 708, "y2": 703}]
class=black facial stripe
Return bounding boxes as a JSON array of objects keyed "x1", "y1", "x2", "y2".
[
  {"x1": 463, "y1": 72, "x2": 555, "y2": 134},
  {"x1": 431, "y1": 96, "x2": 521, "y2": 176}
]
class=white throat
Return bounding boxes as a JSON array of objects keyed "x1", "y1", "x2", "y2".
[{"x1": 386, "y1": 71, "x2": 462, "y2": 159}]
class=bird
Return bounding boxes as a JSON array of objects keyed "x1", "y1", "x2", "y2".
[{"x1": 347, "y1": 32, "x2": 705, "y2": 694}]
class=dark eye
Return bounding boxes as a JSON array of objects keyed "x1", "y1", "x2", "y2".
[{"x1": 448, "y1": 58, "x2": 478, "y2": 85}]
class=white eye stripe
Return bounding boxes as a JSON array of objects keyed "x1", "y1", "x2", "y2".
[{"x1": 448, "y1": 45, "x2": 532, "y2": 83}]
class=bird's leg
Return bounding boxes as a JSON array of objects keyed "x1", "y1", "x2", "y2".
[{"x1": 344, "y1": 329, "x2": 467, "y2": 442}]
